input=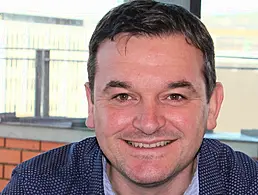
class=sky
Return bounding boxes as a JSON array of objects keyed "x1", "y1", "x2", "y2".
[{"x1": 0, "y1": 0, "x2": 258, "y2": 18}]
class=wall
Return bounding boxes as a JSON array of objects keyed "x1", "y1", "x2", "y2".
[{"x1": 0, "y1": 137, "x2": 66, "y2": 192}]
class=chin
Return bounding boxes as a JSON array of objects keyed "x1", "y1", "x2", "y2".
[
  {"x1": 128, "y1": 173, "x2": 173, "y2": 188},
  {"x1": 124, "y1": 165, "x2": 175, "y2": 187}
]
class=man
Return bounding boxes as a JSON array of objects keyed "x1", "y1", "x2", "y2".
[{"x1": 2, "y1": 0, "x2": 258, "y2": 194}]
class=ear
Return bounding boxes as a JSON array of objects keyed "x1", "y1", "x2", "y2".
[
  {"x1": 85, "y1": 82, "x2": 95, "y2": 129},
  {"x1": 206, "y1": 82, "x2": 224, "y2": 130}
]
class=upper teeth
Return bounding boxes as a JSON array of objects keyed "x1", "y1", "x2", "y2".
[{"x1": 127, "y1": 141, "x2": 172, "y2": 148}]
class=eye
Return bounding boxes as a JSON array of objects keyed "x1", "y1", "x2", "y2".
[
  {"x1": 112, "y1": 93, "x2": 132, "y2": 102},
  {"x1": 167, "y1": 94, "x2": 185, "y2": 101}
]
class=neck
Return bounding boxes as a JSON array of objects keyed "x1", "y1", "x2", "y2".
[{"x1": 107, "y1": 158, "x2": 197, "y2": 195}]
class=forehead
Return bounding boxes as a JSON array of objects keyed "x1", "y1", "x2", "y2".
[{"x1": 95, "y1": 34, "x2": 204, "y2": 88}]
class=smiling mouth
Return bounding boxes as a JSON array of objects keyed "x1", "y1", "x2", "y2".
[{"x1": 126, "y1": 140, "x2": 172, "y2": 148}]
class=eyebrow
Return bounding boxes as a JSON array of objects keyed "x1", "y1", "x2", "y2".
[
  {"x1": 167, "y1": 80, "x2": 197, "y2": 93},
  {"x1": 103, "y1": 80, "x2": 132, "y2": 92},
  {"x1": 103, "y1": 80, "x2": 197, "y2": 93}
]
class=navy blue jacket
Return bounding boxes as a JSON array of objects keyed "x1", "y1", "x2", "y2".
[{"x1": 2, "y1": 137, "x2": 258, "y2": 194}]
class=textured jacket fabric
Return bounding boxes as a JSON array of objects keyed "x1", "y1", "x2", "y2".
[{"x1": 2, "y1": 137, "x2": 258, "y2": 194}]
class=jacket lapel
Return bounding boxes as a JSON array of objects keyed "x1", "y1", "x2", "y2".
[{"x1": 198, "y1": 139, "x2": 226, "y2": 195}]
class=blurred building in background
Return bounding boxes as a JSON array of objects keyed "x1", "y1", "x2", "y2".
[
  {"x1": 0, "y1": 13, "x2": 88, "y2": 117},
  {"x1": 0, "y1": 0, "x2": 258, "y2": 132}
]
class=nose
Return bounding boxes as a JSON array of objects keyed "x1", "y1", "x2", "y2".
[{"x1": 132, "y1": 101, "x2": 166, "y2": 135}]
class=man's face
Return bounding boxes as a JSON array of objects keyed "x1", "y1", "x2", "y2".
[{"x1": 86, "y1": 34, "x2": 223, "y2": 185}]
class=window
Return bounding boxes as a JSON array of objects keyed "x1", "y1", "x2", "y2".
[
  {"x1": 1, "y1": 0, "x2": 257, "y2": 133},
  {"x1": 0, "y1": 0, "x2": 124, "y2": 118},
  {"x1": 201, "y1": 0, "x2": 258, "y2": 132}
]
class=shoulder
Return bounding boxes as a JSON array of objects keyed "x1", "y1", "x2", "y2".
[
  {"x1": 199, "y1": 138, "x2": 258, "y2": 194},
  {"x1": 15, "y1": 136, "x2": 100, "y2": 175},
  {"x1": 201, "y1": 138, "x2": 258, "y2": 168},
  {"x1": 2, "y1": 136, "x2": 104, "y2": 194}
]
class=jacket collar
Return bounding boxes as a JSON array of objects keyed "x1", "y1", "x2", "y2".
[{"x1": 198, "y1": 139, "x2": 226, "y2": 195}]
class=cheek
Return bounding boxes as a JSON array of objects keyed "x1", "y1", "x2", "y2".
[
  {"x1": 165, "y1": 104, "x2": 207, "y2": 135},
  {"x1": 94, "y1": 106, "x2": 135, "y2": 136}
]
